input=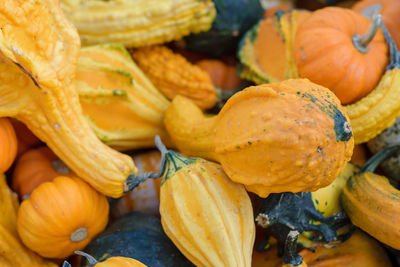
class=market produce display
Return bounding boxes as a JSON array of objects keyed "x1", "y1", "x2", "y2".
[{"x1": 1, "y1": 0, "x2": 400, "y2": 266}]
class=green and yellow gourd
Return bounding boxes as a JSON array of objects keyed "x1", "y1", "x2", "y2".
[
  {"x1": 76, "y1": 43, "x2": 172, "y2": 151},
  {"x1": 60, "y1": 0, "x2": 216, "y2": 48}
]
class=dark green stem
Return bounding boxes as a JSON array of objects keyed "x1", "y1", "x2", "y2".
[
  {"x1": 352, "y1": 14, "x2": 382, "y2": 54},
  {"x1": 360, "y1": 145, "x2": 400, "y2": 173},
  {"x1": 283, "y1": 230, "x2": 304, "y2": 266},
  {"x1": 380, "y1": 22, "x2": 400, "y2": 70},
  {"x1": 75, "y1": 251, "x2": 98, "y2": 266}
]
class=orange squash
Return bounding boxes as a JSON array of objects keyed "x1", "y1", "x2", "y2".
[
  {"x1": 164, "y1": 79, "x2": 354, "y2": 197},
  {"x1": 75, "y1": 251, "x2": 147, "y2": 267},
  {"x1": 12, "y1": 146, "x2": 75, "y2": 199},
  {"x1": 17, "y1": 176, "x2": 109, "y2": 258},
  {"x1": 9, "y1": 118, "x2": 41, "y2": 157},
  {"x1": 353, "y1": 0, "x2": 400, "y2": 49},
  {"x1": 294, "y1": 7, "x2": 389, "y2": 104},
  {"x1": 196, "y1": 59, "x2": 242, "y2": 91},
  {"x1": 0, "y1": 117, "x2": 17, "y2": 173}
]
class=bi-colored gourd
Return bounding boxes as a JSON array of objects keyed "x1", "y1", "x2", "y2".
[
  {"x1": 238, "y1": 10, "x2": 311, "y2": 84},
  {"x1": 17, "y1": 176, "x2": 109, "y2": 258},
  {"x1": 294, "y1": 7, "x2": 388, "y2": 104},
  {"x1": 0, "y1": 0, "x2": 139, "y2": 198},
  {"x1": 130, "y1": 45, "x2": 217, "y2": 110},
  {"x1": 112, "y1": 151, "x2": 162, "y2": 218},
  {"x1": 196, "y1": 60, "x2": 242, "y2": 91},
  {"x1": 344, "y1": 22, "x2": 400, "y2": 144},
  {"x1": 12, "y1": 146, "x2": 75, "y2": 199},
  {"x1": 164, "y1": 79, "x2": 354, "y2": 197},
  {"x1": 60, "y1": 0, "x2": 216, "y2": 48},
  {"x1": 75, "y1": 251, "x2": 147, "y2": 267},
  {"x1": 0, "y1": 118, "x2": 17, "y2": 173},
  {"x1": 0, "y1": 175, "x2": 57, "y2": 267},
  {"x1": 77, "y1": 43, "x2": 172, "y2": 151},
  {"x1": 158, "y1": 142, "x2": 255, "y2": 267},
  {"x1": 341, "y1": 145, "x2": 400, "y2": 250}
]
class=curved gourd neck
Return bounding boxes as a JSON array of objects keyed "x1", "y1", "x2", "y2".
[
  {"x1": 352, "y1": 14, "x2": 382, "y2": 54},
  {"x1": 360, "y1": 145, "x2": 400, "y2": 174},
  {"x1": 75, "y1": 251, "x2": 99, "y2": 266}
]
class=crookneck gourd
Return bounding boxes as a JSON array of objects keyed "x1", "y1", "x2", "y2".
[
  {"x1": 0, "y1": 175, "x2": 57, "y2": 267},
  {"x1": 238, "y1": 9, "x2": 311, "y2": 84},
  {"x1": 294, "y1": 7, "x2": 388, "y2": 104},
  {"x1": 164, "y1": 79, "x2": 354, "y2": 197},
  {"x1": 155, "y1": 139, "x2": 255, "y2": 267},
  {"x1": 345, "y1": 23, "x2": 400, "y2": 144},
  {"x1": 60, "y1": 0, "x2": 216, "y2": 48},
  {"x1": 130, "y1": 45, "x2": 218, "y2": 110},
  {"x1": 17, "y1": 176, "x2": 109, "y2": 258},
  {"x1": 341, "y1": 145, "x2": 400, "y2": 250},
  {"x1": 77, "y1": 43, "x2": 172, "y2": 151},
  {"x1": 0, "y1": 0, "x2": 143, "y2": 198}
]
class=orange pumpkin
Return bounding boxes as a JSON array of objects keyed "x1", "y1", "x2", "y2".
[
  {"x1": 112, "y1": 150, "x2": 161, "y2": 218},
  {"x1": 196, "y1": 59, "x2": 242, "y2": 90},
  {"x1": 351, "y1": 144, "x2": 369, "y2": 166},
  {"x1": 9, "y1": 118, "x2": 41, "y2": 157},
  {"x1": 75, "y1": 251, "x2": 147, "y2": 267},
  {"x1": 294, "y1": 7, "x2": 389, "y2": 104},
  {"x1": 17, "y1": 176, "x2": 109, "y2": 258},
  {"x1": 12, "y1": 146, "x2": 75, "y2": 199},
  {"x1": 353, "y1": 0, "x2": 400, "y2": 49},
  {"x1": 0, "y1": 117, "x2": 17, "y2": 173}
]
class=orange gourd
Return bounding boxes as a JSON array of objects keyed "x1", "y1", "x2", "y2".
[
  {"x1": 196, "y1": 60, "x2": 241, "y2": 90},
  {"x1": 17, "y1": 176, "x2": 109, "y2": 258},
  {"x1": 12, "y1": 146, "x2": 75, "y2": 199},
  {"x1": 353, "y1": 0, "x2": 400, "y2": 49},
  {"x1": 351, "y1": 144, "x2": 369, "y2": 166},
  {"x1": 294, "y1": 7, "x2": 389, "y2": 104},
  {"x1": 9, "y1": 118, "x2": 41, "y2": 157},
  {"x1": 75, "y1": 251, "x2": 147, "y2": 267},
  {"x1": 0, "y1": 118, "x2": 17, "y2": 173}
]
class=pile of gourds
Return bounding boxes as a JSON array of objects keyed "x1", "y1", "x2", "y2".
[{"x1": 0, "y1": 0, "x2": 400, "y2": 266}]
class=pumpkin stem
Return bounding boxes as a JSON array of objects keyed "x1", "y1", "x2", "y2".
[
  {"x1": 380, "y1": 22, "x2": 400, "y2": 69},
  {"x1": 352, "y1": 14, "x2": 382, "y2": 54},
  {"x1": 124, "y1": 135, "x2": 168, "y2": 192},
  {"x1": 360, "y1": 145, "x2": 400, "y2": 174},
  {"x1": 70, "y1": 227, "x2": 88, "y2": 242},
  {"x1": 283, "y1": 230, "x2": 304, "y2": 266},
  {"x1": 62, "y1": 261, "x2": 72, "y2": 267},
  {"x1": 75, "y1": 251, "x2": 99, "y2": 266}
]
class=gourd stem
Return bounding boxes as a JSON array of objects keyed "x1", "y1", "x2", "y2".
[
  {"x1": 124, "y1": 135, "x2": 169, "y2": 192},
  {"x1": 283, "y1": 230, "x2": 304, "y2": 266},
  {"x1": 62, "y1": 261, "x2": 72, "y2": 267},
  {"x1": 75, "y1": 251, "x2": 99, "y2": 266},
  {"x1": 360, "y1": 145, "x2": 400, "y2": 173},
  {"x1": 352, "y1": 14, "x2": 382, "y2": 54},
  {"x1": 380, "y1": 22, "x2": 400, "y2": 69}
]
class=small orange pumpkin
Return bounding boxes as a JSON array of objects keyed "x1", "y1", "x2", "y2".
[
  {"x1": 294, "y1": 7, "x2": 389, "y2": 104},
  {"x1": 12, "y1": 147, "x2": 75, "y2": 199},
  {"x1": 0, "y1": 117, "x2": 17, "y2": 173},
  {"x1": 9, "y1": 118, "x2": 41, "y2": 157},
  {"x1": 75, "y1": 251, "x2": 147, "y2": 267},
  {"x1": 17, "y1": 176, "x2": 109, "y2": 258},
  {"x1": 196, "y1": 59, "x2": 242, "y2": 90}
]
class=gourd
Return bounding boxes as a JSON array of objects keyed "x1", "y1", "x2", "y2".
[
  {"x1": 238, "y1": 10, "x2": 311, "y2": 84},
  {"x1": 112, "y1": 151, "x2": 161, "y2": 218},
  {"x1": 82, "y1": 212, "x2": 195, "y2": 267},
  {"x1": 156, "y1": 140, "x2": 255, "y2": 267},
  {"x1": 76, "y1": 251, "x2": 147, "y2": 267},
  {"x1": 17, "y1": 176, "x2": 109, "y2": 258},
  {"x1": 344, "y1": 22, "x2": 400, "y2": 144},
  {"x1": 252, "y1": 230, "x2": 392, "y2": 267},
  {"x1": 12, "y1": 146, "x2": 75, "y2": 199},
  {"x1": 164, "y1": 79, "x2": 354, "y2": 197},
  {"x1": 76, "y1": 43, "x2": 172, "y2": 151},
  {"x1": 341, "y1": 145, "x2": 400, "y2": 250},
  {"x1": 130, "y1": 45, "x2": 217, "y2": 110},
  {"x1": 0, "y1": 0, "x2": 138, "y2": 198},
  {"x1": 351, "y1": 145, "x2": 369, "y2": 166},
  {"x1": 294, "y1": 7, "x2": 388, "y2": 104},
  {"x1": 179, "y1": 0, "x2": 264, "y2": 57},
  {"x1": 0, "y1": 174, "x2": 57, "y2": 267},
  {"x1": 196, "y1": 59, "x2": 242, "y2": 91},
  {"x1": 0, "y1": 118, "x2": 17, "y2": 173},
  {"x1": 353, "y1": 0, "x2": 400, "y2": 48},
  {"x1": 60, "y1": 0, "x2": 216, "y2": 48},
  {"x1": 10, "y1": 118, "x2": 41, "y2": 157}
]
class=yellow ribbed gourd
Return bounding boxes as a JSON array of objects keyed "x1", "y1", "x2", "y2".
[
  {"x1": 60, "y1": 0, "x2": 216, "y2": 48},
  {"x1": 0, "y1": 0, "x2": 137, "y2": 198},
  {"x1": 158, "y1": 146, "x2": 255, "y2": 267},
  {"x1": 130, "y1": 45, "x2": 218, "y2": 110},
  {"x1": 76, "y1": 43, "x2": 172, "y2": 151},
  {"x1": 0, "y1": 175, "x2": 57, "y2": 267}
]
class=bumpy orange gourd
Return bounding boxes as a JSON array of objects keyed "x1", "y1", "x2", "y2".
[
  {"x1": 112, "y1": 151, "x2": 162, "y2": 218},
  {"x1": 164, "y1": 79, "x2": 354, "y2": 197},
  {"x1": 196, "y1": 59, "x2": 241, "y2": 90},
  {"x1": 17, "y1": 176, "x2": 109, "y2": 258},
  {"x1": 12, "y1": 147, "x2": 75, "y2": 199},
  {"x1": 294, "y1": 7, "x2": 388, "y2": 104},
  {"x1": 0, "y1": 118, "x2": 17, "y2": 173},
  {"x1": 0, "y1": 0, "x2": 137, "y2": 198},
  {"x1": 353, "y1": 0, "x2": 400, "y2": 48},
  {"x1": 130, "y1": 45, "x2": 217, "y2": 110}
]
